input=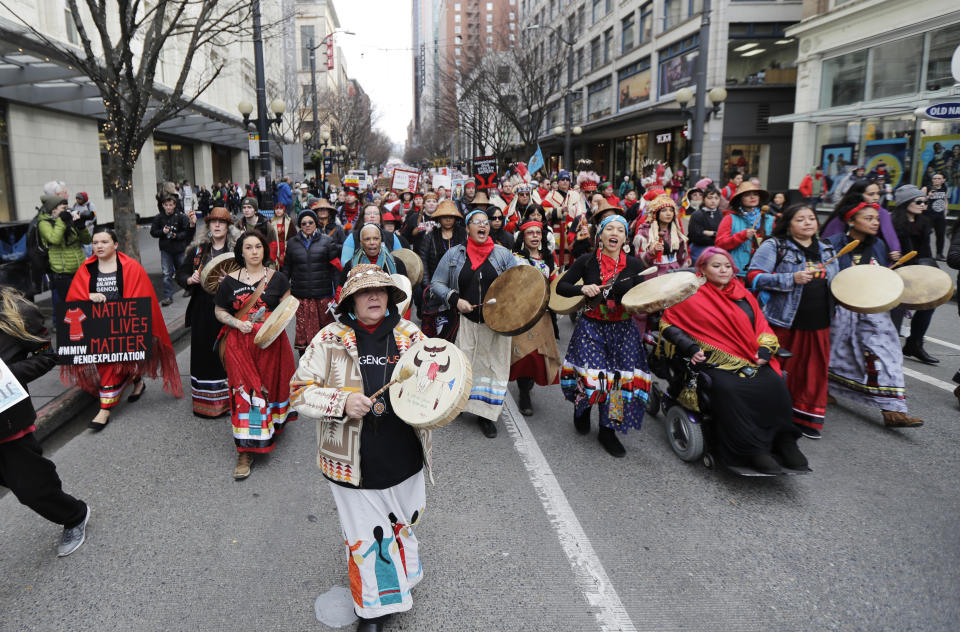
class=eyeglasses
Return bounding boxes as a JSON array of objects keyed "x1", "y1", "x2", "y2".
[
  {"x1": 491, "y1": 216, "x2": 503, "y2": 221},
  {"x1": 911, "y1": 199, "x2": 928, "y2": 205},
  {"x1": 300, "y1": 220, "x2": 316, "y2": 226},
  {"x1": 469, "y1": 219, "x2": 490, "y2": 226}
]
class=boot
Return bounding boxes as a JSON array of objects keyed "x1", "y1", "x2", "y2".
[
  {"x1": 597, "y1": 425, "x2": 626, "y2": 458},
  {"x1": 882, "y1": 410, "x2": 923, "y2": 428},
  {"x1": 902, "y1": 339, "x2": 939, "y2": 365},
  {"x1": 356, "y1": 614, "x2": 390, "y2": 632},
  {"x1": 477, "y1": 415, "x2": 498, "y2": 438},
  {"x1": 233, "y1": 452, "x2": 254, "y2": 479},
  {"x1": 517, "y1": 378, "x2": 534, "y2": 416},
  {"x1": 954, "y1": 385, "x2": 960, "y2": 408},
  {"x1": 774, "y1": 433, "x2": 809, "y2": 470},
  {"x1": 574, "y1": 407, "x2": 591, "y2": 435},
  {"x1": 750, "y1": 453, "x2": 783, "y2": 474}
]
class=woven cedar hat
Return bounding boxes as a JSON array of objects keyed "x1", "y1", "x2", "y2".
[
  {"x1": 431, "y1": 200, "x2": 463, "y2": 220},
  {"x1": 470, "y1": 190, "x2": 492, "y2": 207},
  {"x1": 310, "y1": 197, "x2": 335, "y2": 211},
  {"x1": 204, "y1": 206, "x2": 232, "y2": 224},
  {"x1": 335, "y1": 263, "x2": 408, "y2": 315},
  {"x1": 423, "y1": 192, "x2": 438, "y2": 201},
  {"x1": 729, "y1": 181, "x2": 770, "y2": 208},
  {"x1": 590, "y1": 198, "x2": 626, "y2": 226}
]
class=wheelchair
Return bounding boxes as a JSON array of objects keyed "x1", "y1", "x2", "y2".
[{"x1": 644, "y1": 328, "x2": 798, "y2": 475}]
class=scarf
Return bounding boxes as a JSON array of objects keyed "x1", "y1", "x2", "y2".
[
  {"x1": 352, "y1": 243, "x2": 397, "y2": 274},
  {"x1": 466, "y1": 236, "x2": 495, "y2": 270},
  {"x1": 583, "y1": 249, "x2": 628, "y2": 321},
  {"x1": 660, "y1": 278, "x2": 780, "y2": 375}
]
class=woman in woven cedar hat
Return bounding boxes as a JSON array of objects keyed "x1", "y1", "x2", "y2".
[{"x1": 291, "y1": 264, "x2": 429, "y2": 632}]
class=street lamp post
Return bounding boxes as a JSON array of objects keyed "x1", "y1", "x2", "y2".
[
  {"x1": 525, "y1": 24, "x2": 575, "y2": 171},
  {"x1": 688, "y1": 0, "x2": 712, "y2": 182},
  {"x1": 252, "y1": 0, "x2": 271, "y2": 198}
]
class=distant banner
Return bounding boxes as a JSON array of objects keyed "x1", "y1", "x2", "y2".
[
  {"x1": 55, "y1": 298, "x2": 153, "y2": 365},
  {"x1": 472, "y1": 155, "x2": 498, "y2": 189},
  {"x1": 391, "y1": 168, "x2": 421, "y2": 192},
  {"x1": 432, "y1": 174, "x2": 452, "y2": 190},
  {"x1": 863, "y1": 138, "x2": 907, "y2": 189}
]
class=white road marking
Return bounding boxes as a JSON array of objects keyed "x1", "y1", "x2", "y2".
[
  {"x1": 924, "y1": 336, "x2": 960, "y2": 352},
  {"x1": 902, "y1": 366, "x2": 957, "y2": 392},
  {"x1": 501, "y1": 397, "x2": 638, "y2": 632}
]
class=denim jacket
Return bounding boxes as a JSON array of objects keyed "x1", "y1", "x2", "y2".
[
  {"x1": 747, "y1": 237, "x2": 839, "y2": 328},
  {"x1": 430, "y1": 243, "x2": 516, "y2": 310}
]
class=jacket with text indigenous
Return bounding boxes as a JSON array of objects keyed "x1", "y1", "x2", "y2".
[{"x1": 290, "y1": 318, "x2": 433, "y2": 487}]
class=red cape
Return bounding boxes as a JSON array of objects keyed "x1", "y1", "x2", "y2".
[
  {"x1": 61, "y1": 252, "x2": 183, "y2": 398},
  {"x1": 662, "y1": 278, "x2": 780, "y2": 375}
]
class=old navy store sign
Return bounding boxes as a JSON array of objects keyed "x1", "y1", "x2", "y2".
[{"x1": 924, "y1": 103, "x2": 960, "y2": 120}]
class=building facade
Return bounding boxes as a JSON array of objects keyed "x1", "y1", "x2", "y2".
[
  {"x1": 520, "y1": 0, "x2": 801, "y2": 191},
  {"x1": 0, "y1": 1, "x2": 291, "y2": 223},
  {"x1": 773, "y1": 0, "x2": 960, "y2": 205}
]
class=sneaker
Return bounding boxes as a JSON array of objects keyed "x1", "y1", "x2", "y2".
[
  {"x1": 800, "y1": 426, "x2": 821, "y2": 440},
  {"x1": 160, "y1": 297, "x2": 173, "y2": 306},
  {"x1": 57, "y1": 505, "x2": 90, "y2": 557}
]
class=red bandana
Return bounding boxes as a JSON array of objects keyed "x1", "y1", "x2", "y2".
[
  {"x1": 466, "y1": 236, "x2": 495, "y2": 270},
  {"x1": 596, "y1": 249, "x2": 626, "y2": 284},
  {"x1": 843, "y1": 202, "x2": 878, "y2": 223}
]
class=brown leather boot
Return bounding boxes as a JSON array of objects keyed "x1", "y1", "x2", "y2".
[
  {"x1": 233, "y1": 452, "x2": 254, "y2": 479},
  {"x1": 882, "y1": 410, "x2": 923, "y2": 428}
]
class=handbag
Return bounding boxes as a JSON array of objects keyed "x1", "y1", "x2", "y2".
[{"x1": 217, "y1": 270, "x2": 273, "y2": 364}]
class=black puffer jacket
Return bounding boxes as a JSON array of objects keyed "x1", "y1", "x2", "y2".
[
  {"x1": 0, "y1": 293, "x2": 56, "y2": 441},
  {"x1": 282, "y1": 232, "x2": 339, "y2": 299}
]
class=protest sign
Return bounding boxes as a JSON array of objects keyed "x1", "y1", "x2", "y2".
[
  {"x1": 55, "y1": 298, "x2": 153, "y2": 366},
  {"x1": 0, "y1": 357, "x2": 29, "y2": 414},
  {"x1": 472, "y1": 155, "x2": 498, "y2": 190},
  {"x1": 391, "y1": 168, "x2": 421, "y2": 192}
]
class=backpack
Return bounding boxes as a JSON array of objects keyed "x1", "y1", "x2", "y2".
[{"x1": 25, "y1": 212, "x2": 55, "y2": 274}]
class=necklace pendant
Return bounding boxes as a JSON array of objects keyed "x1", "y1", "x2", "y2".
[{"x1": 372, "y1": 395, "x2": 386, "y2": 417}]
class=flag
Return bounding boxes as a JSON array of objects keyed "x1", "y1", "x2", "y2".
[{"x1": 528, "y1": 145, "x2": 544, "y2": 175}]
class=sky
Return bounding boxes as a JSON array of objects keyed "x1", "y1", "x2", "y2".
[{"x1": 333, "y1": 0, "x2": 414, "y2": 149}]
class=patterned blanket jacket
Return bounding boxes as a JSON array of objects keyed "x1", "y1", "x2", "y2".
[{"x1": 290, "y1": 318, "x2": 433, "y2": 487}]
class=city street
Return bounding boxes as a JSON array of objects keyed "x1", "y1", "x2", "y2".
[{"x1": 2, "y1": 301, "x2": 958, "y2": 631}]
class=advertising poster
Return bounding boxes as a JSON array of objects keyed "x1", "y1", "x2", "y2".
[
  {"x1": 821, "y1": 143, "x2": 856, "y2": 190},
  {"x1": 659, "y1": 48, "x2": 698, "y2": 97},
  {"x1": 863, "y1": 138, "x2": 907, "y2": 188},
  {"x1": 55, "y1": 298, "x2": 153, "y2": 366},
  {"x1": 917, "y1": 134, "x2": 960, "y2": 208},
  {"x1": 618, "y1": 68, "x2": 651, "y2": 110}
]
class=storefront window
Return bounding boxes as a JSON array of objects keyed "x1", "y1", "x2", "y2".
[
  {"x1": 587, "y1": 77, "x2": 612, "y2": 121},
  {"x1": 726, "y1": 24, "x2": 798, "y2": 86},
  {"x1": 722, "y1": 144, "x2": 768, "y2": 183},
  {"x1": 926, "y1": 23, "x2": 960, "y2": 91},
  {"x1": 154, "y1": 139, "x2": 196, "y2": 187},
  {"x1": 614, "y1": 133, "x2": 649, "y2": 180},
  {"x1": 820, "y1": 50, "x2": 867, "y2": 108},
  {"x1": 869, "y1": 36, "x2": 922, "y2": 100},
  {"x1": 0, "y1": 102, "x2": 13, "y2": 221}
]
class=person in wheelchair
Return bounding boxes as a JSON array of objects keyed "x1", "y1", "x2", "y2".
[{"x1": 656, "y1": 247, "x2": 808, "y2": 474}]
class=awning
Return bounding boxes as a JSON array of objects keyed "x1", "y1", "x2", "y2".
[
  {"x1": 0, "y1": 20, "x2": 253, "y2": 151},
  {"x1": 769, "y1": 87, "x2": 960, "y2": 124}
]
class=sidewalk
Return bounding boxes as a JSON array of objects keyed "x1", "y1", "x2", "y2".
[{"x1": 30, "y1": 226, "x2": 193, "y2": 439}]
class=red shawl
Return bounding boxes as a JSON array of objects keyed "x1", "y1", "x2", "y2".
[
  {"x1": 662, "y1": 277, "x2": 781, "y2": 374},
  {"x1": 61, "y1": 252, "x2": 184, "y2": 397}
]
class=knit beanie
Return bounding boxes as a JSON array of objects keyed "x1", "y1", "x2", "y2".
[
  {"x1": 41, "y1": 195, "x2": 65, "y2": 213},
  {"x1": 893, "y1": 184, "x2": 924, "y2": 207},
  {"x1": 297, "y1": 209, "x2": 319, "y2": 226},
  {"x1": 242, "y1": 196, "x2": 258, "y2": 210}
]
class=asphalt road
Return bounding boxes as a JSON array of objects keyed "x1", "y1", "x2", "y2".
[{"x1": 2, "y1": 302, "x2": 959, "y2": 631}]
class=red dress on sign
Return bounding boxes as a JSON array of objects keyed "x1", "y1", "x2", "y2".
[
  {"x1": 60, "y1": 253, "x2": 182, "y2": 408},
  {"x1": 63, "y1": 308, "x2": 86, "y2": 341}
]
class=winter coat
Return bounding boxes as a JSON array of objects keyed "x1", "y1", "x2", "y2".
[
  {"x1": 150, "y1": 210, "x2": 196, "y2": 255},
  {"x1": 38, "y1": 211, "x2": 91, "y2": 274},
  {"x1": 282, "y1": 232, "x2": 340, "y2": 299}
]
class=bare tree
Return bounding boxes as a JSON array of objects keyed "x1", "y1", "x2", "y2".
[
  {"x1": 364, "y1": 129, "x2": 393, "y2": 172},
  {"x1": 1, "y1": 0, "x2": 282, "y2": 258},
  {"x1": 318, "y1": 85, "x2": 378, "y2": 171}
]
